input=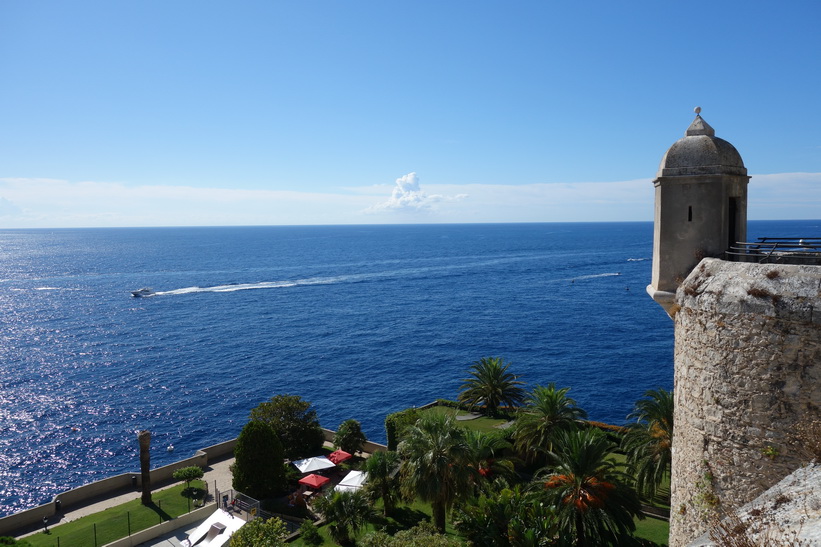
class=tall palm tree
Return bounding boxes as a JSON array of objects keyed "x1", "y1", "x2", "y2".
[
  {"x1": 137, "y1": 429, "x2": 152, "y2": 505},
  {"x1": 313, "y1": 490, "x2": 374, "y2": 546},
  {"x1": 513, "y1": 383, "x2": 587, "y2": 465},
  {"x1": 622, "y1": 388, "x2": 673, "y2": 501},
  {"x1": 541, "y1": 428, "x2": 642, "y2": 546},
  {"x1": 458, "y1": 357, "x2": 526, "y2": 417},
  {"x1": 399, "y1": 414, "x2": 475, "y2": 533},
  {"x1": 363, "y1": 450, "x2": 401, "y2": 516}
]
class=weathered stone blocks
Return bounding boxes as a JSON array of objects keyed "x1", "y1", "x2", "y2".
[{"x1": 670, "y1": 258, "x2": 821, "y2": 546}]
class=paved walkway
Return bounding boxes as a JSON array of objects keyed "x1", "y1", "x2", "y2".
[
  {"x1": 17, "y1": 455, "x2": 235, "y2": 540},
  {"x1": 19, "y1": 442, "x2": 349, "y2": 544}
]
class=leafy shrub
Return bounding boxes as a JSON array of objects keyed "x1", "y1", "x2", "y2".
[
  {"x1": 250, "y1": 394, "x2": 325, "y2": 460},
  {"x1": 384, "y1": 407, "x2": 420, "y2": 451},
  {"x1": 0, "y1": 538, "x2": 32, "y2": 546},
  {"x1": 299, "y1": 519, "x2": 323, "y2": 546},
  {"x1": 334, "y1": 419, "x2": 367, "y2": 455},
  {"x1": 232, "y1": 420, "x2": 287, "y2": 499},
  {"x1": 172, "y1": 466, "x2": 204, "y2": 490}
]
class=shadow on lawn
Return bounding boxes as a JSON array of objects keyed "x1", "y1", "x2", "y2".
[
  {"x1": 372, "y1": 506, "x2": 429, "y2": 535},
  {"x1": 143, "y1": 502, "x2": 173, "y2": 522},
  {"x1": 182, "y1": 487, "x2": 207, "y2": 500}
]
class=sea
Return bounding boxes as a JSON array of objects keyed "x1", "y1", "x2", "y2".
[{"x1": 0, "y1": 220, "x2": 817, "y2": 517}]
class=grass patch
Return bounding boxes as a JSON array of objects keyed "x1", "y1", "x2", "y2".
[
  {"x1": 419, "y1": 406, "x2": 510, "y2": 434},
  {"x1": 633, "y1": 515, "x2": 669, "y2": 545},
  {"x1": 25, "y1": 481, "x2": 205, "y2": 547}
]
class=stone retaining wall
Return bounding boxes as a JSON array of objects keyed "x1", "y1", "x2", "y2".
[
  {"x1": 0, "y1": 437, "x2": 236, "y2": 537},
  {"x1": 670, "y1": 259, "x2": 821, "y2": 545},
  {"x1": 321, "y1": 428, "x2": 387, "y2": 454},
  {"x1": 0, "y1": 430, "x2": 382, "y2": 538},
  {"x1": 102, "y1": 503, "x2": 216, "y2": 547}
]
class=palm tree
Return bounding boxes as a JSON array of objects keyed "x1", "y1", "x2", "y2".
[
  {"x1": 541, "y1": 428, "x2": 642, "y2": 546},
  {"x1": 398, "y1": 414, "x2": 475, "y2": 533},
  {"x1": 513, "y1": 383, "x2": 587, "y2": 465},
  {"x1": 464, "y1": 430, "x2": 514, "y2": 484},
  {"x1": 458, "y1": 357, "x2": 526, "y2": 417},
  {"x1": 454, "y1": 483, "x2": 557, "y2": 547},
  {"x1": 363, "y1": 450, "x2": 401, "y2": 516},
  {"x1": 453, "y1": 485, "x2": 519, "y2": 546},
  {"x1": 313, "y1": 489, "x2": 374, "y2": 545},
  {"x1": 137, "y1": 430, "x2": 152, "y2": 505},
  {"x1": 622, "y1": 388, "x2": 673, "y2": 501}
]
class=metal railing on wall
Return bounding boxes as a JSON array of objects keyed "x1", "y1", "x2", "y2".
[{"x1": 725, "y1": 237, "x2": 821, "y2": 265}]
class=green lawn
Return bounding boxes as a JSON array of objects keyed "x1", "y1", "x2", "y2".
[
  {"x1": 25, "y1": 481, "x2": 205, "y2": 547},
  {"x1": 419, "y1": 406, "x2": 511, "y2": 434},
  {"x1": 607, "y1": 452, "x2": 671, "y2": 509},
  {"x1": 634, "y1": 515, "x2": 670, "y2": 545}
]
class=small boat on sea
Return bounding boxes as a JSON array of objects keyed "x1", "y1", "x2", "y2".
[{"x1": 131, "y1": 288, "x2": 155, "y2": 298}]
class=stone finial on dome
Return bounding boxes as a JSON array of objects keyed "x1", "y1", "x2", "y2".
[{"x1": 686, "y1": 106, "x2": 715, "y2": 137}]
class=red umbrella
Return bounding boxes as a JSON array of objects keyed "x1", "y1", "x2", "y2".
[
  {"x1": 328, "y1": 449, "x2": 352, "y2": 465},
  {"x1": 299, "y1": 474, "x2": 330, "y2": 489}
]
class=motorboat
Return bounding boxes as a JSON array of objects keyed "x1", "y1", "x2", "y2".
[{"x1": 131, "y1": 288, "x2": 155, "y2": 298}]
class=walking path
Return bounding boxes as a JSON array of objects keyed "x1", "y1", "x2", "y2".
[
  {"x1": 17, "y1": 456, "x2": 235, "y2": 541},
  {"x1": 19, "y1": 442, "x2": 349, "y2": 545}
]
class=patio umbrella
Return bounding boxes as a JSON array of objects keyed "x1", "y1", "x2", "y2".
[
  {"x1": 299, "y1": 473, "x2": 330, "y2": 489},
  {"x1": 292, "y1": 456, "x2": 336, "y2": 473},
  {"x1": 333, "y1": 470, "x2": 367, "y2": 493},
  {"x1": 328, "y1": 449, "x2": 352, "y2": 465}
]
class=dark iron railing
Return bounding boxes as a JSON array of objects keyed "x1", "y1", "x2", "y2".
[{"x1": 725, "y1": 237, "x2": 821, "y2": 265}]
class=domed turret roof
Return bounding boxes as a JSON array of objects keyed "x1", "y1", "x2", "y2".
[{"x1": 657, "y1": 112, "x2": 747, "y2": 178}]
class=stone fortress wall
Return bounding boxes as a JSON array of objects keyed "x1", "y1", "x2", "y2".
[
  {"x1": 670, "y1": 258, "x2": 821, "y2": 544},
  {"x1": 648, "y1": 109, "x2": 821, "y2": 545}
]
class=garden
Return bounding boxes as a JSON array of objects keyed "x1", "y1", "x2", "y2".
[{"x1": 231, "y1": 357, "x2": 672, "y2": 546}]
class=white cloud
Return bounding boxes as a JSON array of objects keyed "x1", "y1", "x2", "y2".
[
  {"x1": 0, "y1": 197, "x2": 22, "y2": 216},
  {"x1": 365, "y1": 173, "x2": 467, "y2": 214},
  {"x1": 0, "y1": 172, "x2": 817, "y2": 228},
  {"x1": 0, "y1": 178, "x2": 379, "y2": 227},
  {"x1": 747, "y1": 172, "x2": 821, "y2": 219}
]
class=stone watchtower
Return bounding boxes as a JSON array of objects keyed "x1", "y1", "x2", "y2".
[
  {"x1": 650, "y1": 111, "x2": 821, "y2": 545},
  {"x1": 647, "y1": 108, "x2": 749, "y2": 317}
]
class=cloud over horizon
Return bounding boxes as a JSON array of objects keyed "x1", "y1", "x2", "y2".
[
  {"x1": 0, "y1": 172, "x2": 818, "y2": 228},
  {"x1": 0, "y1": 197, "x2": 22, "y2": 216},
  {"x1": 365, "y1": 173, "x2": 467, "y2": 214}
]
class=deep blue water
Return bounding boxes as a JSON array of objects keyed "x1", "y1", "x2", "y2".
[{"x1": 0, "y1": 220, "x2": 816, "y2": 516}]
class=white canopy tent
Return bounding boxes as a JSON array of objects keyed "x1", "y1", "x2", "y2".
[
  {"x1": 292, "y1": 455, "x2": 336, "y2": 474},
  {"x1": 181, "y1": 508, "x2": 245, "y2": 547},
  {"x1": 333, "y1": 470, "x2": 368, "y2": 493}
]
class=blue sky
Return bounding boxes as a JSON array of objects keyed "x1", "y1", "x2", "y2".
[{"x1": 1, "y1": 1, "x2": 819, "y2": 227}]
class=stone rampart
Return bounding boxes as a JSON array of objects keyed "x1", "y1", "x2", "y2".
[
  {"x1": 670, "y1": 258, "x2": 821, "y2": 545},
  {"x1": 687, "y1": 462, "x2": 821, "y2": 546}
]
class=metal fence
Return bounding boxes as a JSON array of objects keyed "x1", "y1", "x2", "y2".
[
  {"x1": 32, "y1": 482, "x2": 211, "y2": 547},
  {"x1": 216, "y1": 489, "x2": 302, "y2": 534},
  {"x1": 725, "y1": 237, "x2": 821, "y2": 265}
]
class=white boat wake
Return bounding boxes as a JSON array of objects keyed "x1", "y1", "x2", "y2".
[{"x1": 573, "y1": 272, "x2": 621, "y2": 280}]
